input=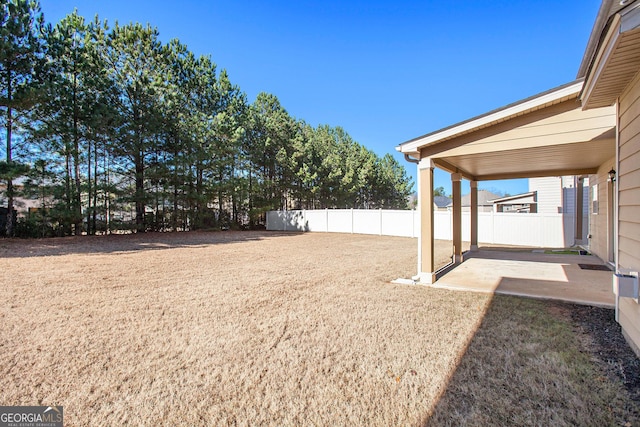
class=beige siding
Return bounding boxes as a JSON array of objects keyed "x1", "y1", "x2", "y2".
[
  {"x1": 588, "y1": 160, "x2": 615, "y2": 262},
  {"x1": 617, "y1": 70, "x2": 640, "y2": 356}
]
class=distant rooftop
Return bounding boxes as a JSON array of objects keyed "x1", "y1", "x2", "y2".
[
  {"x1": 434, "y1": 195, "x2": 452, "y2": 208},
  {"x1": 461, "y1": 190, "x2": 502, "y2": 207}
]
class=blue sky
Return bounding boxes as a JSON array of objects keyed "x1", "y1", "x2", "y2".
[{"x1": 43, "y1": 0, "x2": 601, "y2": 196}]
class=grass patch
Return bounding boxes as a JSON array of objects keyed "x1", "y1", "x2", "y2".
[
  {"x1": 544, "y1": 249, "x2": 590, "y2": 255},
  {"x1": 427, "y1": 296, "x2": 639, "y2": 426},
  {"x1": 0, "y1": 232, "x2": 637, "y2": 425}
]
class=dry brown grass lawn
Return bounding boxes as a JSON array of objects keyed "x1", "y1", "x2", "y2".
[{"x1": 0, "y1": 231, "x2": 637, "y2": 426}]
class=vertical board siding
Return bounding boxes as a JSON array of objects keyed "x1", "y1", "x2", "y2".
[{"x1": 529, "y1": 177, "x2": 562, "y2": 213}]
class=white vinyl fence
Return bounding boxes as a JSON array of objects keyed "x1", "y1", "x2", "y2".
[{"x1": 266, "y1": 209, "x2": 576, "y2": 248}]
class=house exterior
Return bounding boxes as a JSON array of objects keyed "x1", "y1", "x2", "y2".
[
  {"x1": 490, "y1": 191, "x2": 537, "y2": 213},
  {"x1": 397, "y1": 0, "x2": 640, "y2": 355},
  {"x1": 462, "y1": 190, "x2": 500, "y2": 212},
  {"x1": 433, "y1": 195, "x2": 452, "y2": 211},
  {"x1": 580, "y1": 0, "x2": 640, "y2": 356}
]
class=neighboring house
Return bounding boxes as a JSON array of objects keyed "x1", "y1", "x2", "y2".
[
  {"x1": 397, "y1": 0, "x2": 640, "y2": 355},
  {"x1": 433, "y1": 195, "x2": 452, "y2": 211},
  {"x1": 490, "y1": 192, "x2": 537, "y2": 213},
  {"x1": 461, "y1": 189, "x2": 500, "y2": 212},
  {"x1": 0, "y1": 181, "x2": 43, "y2": 214}
]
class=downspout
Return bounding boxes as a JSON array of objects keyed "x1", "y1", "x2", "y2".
[{"x1": 404, "y1": 153, "x2": 420, "y2": 164}]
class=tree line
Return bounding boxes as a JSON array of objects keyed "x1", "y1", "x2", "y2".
[{"x1": 0, "y1": 0, "x2": 413, "y2": 237}]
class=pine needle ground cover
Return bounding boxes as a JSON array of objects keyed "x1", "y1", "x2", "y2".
[{"x1": 0, "y1": 232, "x2": 637, "y2": 425}]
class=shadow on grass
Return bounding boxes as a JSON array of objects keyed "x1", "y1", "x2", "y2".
[
  {"x1": 0, "y1": 230, "x2": 305, "y2": 258},
  {"x1": 420, "y1": 294, "x2": 640, "y2": 426}
]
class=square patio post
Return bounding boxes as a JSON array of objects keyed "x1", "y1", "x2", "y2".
[
  {"x1": 414, "y1": 158, "x2": 436, "y2": 284},
  {"x1": 470, "y1": 180, "x2": 478, "y2": 251},
  {"x1": 452, "y1": 173, "x2": 463, "y2": 263}
]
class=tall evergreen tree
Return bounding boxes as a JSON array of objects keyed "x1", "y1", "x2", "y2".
[
  {"x1": 0, "y1": 0, "x2": 45, "y2": 236},
  {"x1": 102, "y1": 22, "x2": 165, "y2": 232},
  {"x1": 0, "y1": 6, "x2": 414, "y2": 236}
]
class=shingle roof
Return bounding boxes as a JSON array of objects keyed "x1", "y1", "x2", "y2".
[
  {"x1": 434, "y1": 196, "x2": 452, "y2": 208},
  {"x1": 461, "y1": 190, "x2": 502, "y2": 207}
]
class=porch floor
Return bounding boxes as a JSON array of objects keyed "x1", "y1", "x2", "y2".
[{"x1": 431, "y1": 249, "x2": 615, "y2": 308}]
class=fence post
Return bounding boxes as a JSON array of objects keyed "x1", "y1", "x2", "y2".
[
  {"x1": 326, "y1": 208, "x2": 329, "y2": 233},
  {"x1": 350, "y1": 208, "x2": 354, "y2": 234},
  {"x1": 379, "y1": 209, "x2": 383, "y2": 235},
  {"x1": 413, "y1": 209, "x2": 416, "y2": 238}
]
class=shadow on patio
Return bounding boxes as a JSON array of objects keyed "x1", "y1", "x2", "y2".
[{"x1": 432, "y1": 249, "x2": 614, "y2": 308}]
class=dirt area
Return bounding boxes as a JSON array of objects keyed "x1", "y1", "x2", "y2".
[
  {"x1": 565, "y1": 303, "x2": 640, "y2": 406},
  {"x1": 0, "y1": 231, "x2": 637, "y2": 426}
]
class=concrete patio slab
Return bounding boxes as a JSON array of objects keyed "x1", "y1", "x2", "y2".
[{"x1": 431, "y1": 250, "x2": 615, "y2": 308}]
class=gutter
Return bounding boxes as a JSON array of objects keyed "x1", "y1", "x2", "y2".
[{"x1": 403, "y1": 153, "x2": 420, "y2": 164}]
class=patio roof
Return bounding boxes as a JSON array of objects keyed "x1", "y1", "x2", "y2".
[{"x1": 397, "y1": 81, "x2": 617, "y2": 181}]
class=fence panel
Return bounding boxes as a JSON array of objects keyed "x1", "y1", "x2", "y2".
[
  {"x1": 304, "y1": 210, "x2": 327, "y2": 232},
  {"x1": 353, "y1": 210, "x2": 382, "y2": 235},
  {"x1": 381, "y1": 210, "x2": 416, "y2": 237},
  {"x1": 267, "y1": 209, "x2": 571, "y2": 247},
  {"x1": 434, "y1": 211, "x2": 451, "y2": 240},
  {"x1": 327, "y1": 210, "x2": 353, "y2": 234}
]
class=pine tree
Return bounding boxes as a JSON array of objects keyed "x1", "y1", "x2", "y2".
[
  {"x1": 0, "y1": 0, "x2": 45, "y2": 236},
  {"x1": 102, "y1": 22, "x2": 166, "y2": 232}
]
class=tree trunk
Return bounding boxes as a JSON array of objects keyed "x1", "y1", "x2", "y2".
[
  {"x1": 5, "y1": 101, "x2": 14, "y2": 237},
  {"x1": 72, "y1": 71, "x2": 83, "y2": 235},
  {"x1": 195, "y1": 162, "x2": 203, "y2": 230},
  {"x1": 86, "y1": 135, "x2": 92, "y2": 235},
  {"x1": 172, "y1": 146, "x2": 179, "y2": 232},
  {"x1": 218, "y1": 167, "x2": 224, "y2": 229},
  {"x1": 92, "y1": 140, "x2": 99, "y2": 234},
  {"x1": 104, "y1": 147, "x2": 110, "y2": 235},
  {"x1": 135, "y1": 149, "x2": 145, "y2": 233},
  {"x1": 248, "y1": 166, "x2": 253, "y2": 228}
]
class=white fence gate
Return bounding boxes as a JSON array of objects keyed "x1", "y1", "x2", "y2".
[{"x1": 266, "y1": 209, "x2": 575, "y2": 248}]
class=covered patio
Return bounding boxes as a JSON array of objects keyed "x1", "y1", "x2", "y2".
[
  {"x1": 433, "y1": 249, "x2": 615, "y2": 307},
  {"x1": 397, "y1": 80, "x2": 617, "y2": 301}
]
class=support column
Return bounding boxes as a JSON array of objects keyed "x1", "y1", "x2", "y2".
[
  {"x1": 470, "y1": 180, "x2": 478, "y2": 251},
  {"x1": 576, "y1": 177, "x2": 584, "y2": 242},
  {"x1": 452, "y1": 173, "x2": 463, "y2": 263},
  {"x1": 414, "y1": 158, "x2": 436, "y2": 284}
]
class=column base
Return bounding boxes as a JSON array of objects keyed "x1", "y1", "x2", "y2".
[
  {"x1": 470, "y1": 244, "x2": 479, "y2": 251},
  {"x1": 412, "y1": 272, "x2": 437, "y2": 284}
]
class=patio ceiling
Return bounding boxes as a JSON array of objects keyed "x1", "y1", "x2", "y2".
[{"x1": 397, "y1": 81, "x2": 617, "y2": 181}]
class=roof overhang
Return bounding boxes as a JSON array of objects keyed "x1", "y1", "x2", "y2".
[
  {"x1": 397, "y1": 80, "x2": 584, "y2": 159},
  {"x1": 581, "y1": 2, "x2": 640, "y2": 109},
  {"x1": 397, "y1": 81, "x2": 616, "y2": 181}
]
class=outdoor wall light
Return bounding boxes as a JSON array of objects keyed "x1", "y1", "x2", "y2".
[{"x1": 608, "y1": 168, "x2": 617, "y2": 182}]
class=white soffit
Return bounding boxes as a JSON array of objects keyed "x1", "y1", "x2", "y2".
[{"x1": 582, "y1": 3, "x2": 640, "y2": 109}]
